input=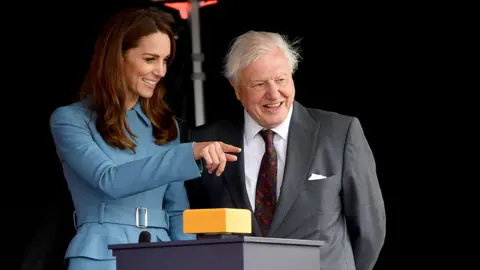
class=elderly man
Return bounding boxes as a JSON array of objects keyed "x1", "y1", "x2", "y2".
[{"x1": 186, "y1": 30, "x2": 386, "y2": 270}]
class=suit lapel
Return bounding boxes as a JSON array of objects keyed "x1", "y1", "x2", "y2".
[
  {"x1": 268, "y1": 101, "x2": 320, "y2": 236},
  {"x1": 220, "y1": 119, "x2": 262, "y2": 236}
]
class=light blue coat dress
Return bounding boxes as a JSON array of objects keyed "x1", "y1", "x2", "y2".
[{"x1": 49, "y1": 98, "x2": 201, "y2": 270}]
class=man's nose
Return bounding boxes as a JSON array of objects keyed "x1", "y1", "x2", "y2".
[{"x1": 265, "y1": 81, "x2": 281, "y2": 99}]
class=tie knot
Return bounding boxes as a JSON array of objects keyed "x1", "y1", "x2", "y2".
[{"x1": 259, "y1": 129, "x2": 275, "y2": 144}]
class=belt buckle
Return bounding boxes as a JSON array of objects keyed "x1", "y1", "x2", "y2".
[{"x1": 135, "y1": 207, "x2": 148, "y2": 228}]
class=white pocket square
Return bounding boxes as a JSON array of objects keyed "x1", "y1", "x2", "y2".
[{"x1": 308, "y1": 173, "x2": 327, "y2": 180}]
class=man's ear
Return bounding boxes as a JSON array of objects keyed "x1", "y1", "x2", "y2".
[{"x1": 229, "y1": 79, "x2": 241, "y2": 100}]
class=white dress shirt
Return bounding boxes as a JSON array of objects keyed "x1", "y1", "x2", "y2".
[{"x1": 243, "y1": 105, "x2": 293, "y2": 211}]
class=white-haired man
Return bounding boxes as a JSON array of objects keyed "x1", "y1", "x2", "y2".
[{"x1": 186, "y1": 30, "x2": 386, "y2": 270}]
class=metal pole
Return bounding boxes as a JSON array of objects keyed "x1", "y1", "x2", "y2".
[{"x1": 189, "y1": 0, "x2": 206, "y2": 126}]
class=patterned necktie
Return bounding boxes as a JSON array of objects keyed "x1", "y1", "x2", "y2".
[{"x1": 254, "y1": 129, "x2": 277, "y2": 236}]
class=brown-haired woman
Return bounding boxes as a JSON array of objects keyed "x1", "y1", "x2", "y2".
[{"x1": 49, "y1": 7, "x2": 241, "y2": 270}]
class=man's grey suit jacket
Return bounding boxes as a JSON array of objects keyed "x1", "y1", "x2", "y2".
[{"x1": 186, "y1": 101, "x2": 386, "y2": 270}]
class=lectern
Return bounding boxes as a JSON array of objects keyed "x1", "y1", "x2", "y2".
[
  {"x1": 109, "y1": 208, "x2": 324, "y2": 269},
  {"x1": 109, "y1": 236, "x2": 324, "y2": 270}
]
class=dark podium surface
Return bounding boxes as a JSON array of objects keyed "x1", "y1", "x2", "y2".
[{"x1": 109, "y1": 236, "x2": 324, "y2": 270}]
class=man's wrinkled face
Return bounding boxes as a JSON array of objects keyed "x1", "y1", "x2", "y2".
[{"x1": 232, "y1": 48, "x2": 295, "y2": 128}]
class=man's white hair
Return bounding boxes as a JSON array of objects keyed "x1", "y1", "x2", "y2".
[{"x1": 223, "y1": 30, "x2": 302, "y2": 83}]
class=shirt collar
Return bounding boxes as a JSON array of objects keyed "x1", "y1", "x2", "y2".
[
  {"x1": 244, "y1": 104, "x2": 293, "y2": 144},
  {"x1": 131, "y1": 101, "x2": 151, "y2": 127},
  {"x1": 85, "y1": 94, "x2": 151, "y2": 127}
]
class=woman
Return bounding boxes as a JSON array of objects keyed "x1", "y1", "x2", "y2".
[{"x1": 49, "y1": 7, "x2": 241, "y2": 270}]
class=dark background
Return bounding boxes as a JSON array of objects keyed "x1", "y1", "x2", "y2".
[{"x1": 4, "y1": 0, "x2": 457, "y2": 269}]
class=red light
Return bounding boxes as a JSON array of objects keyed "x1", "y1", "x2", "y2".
[{"x1": 164, "y1": 0, "x2": 218, "y2": 20}]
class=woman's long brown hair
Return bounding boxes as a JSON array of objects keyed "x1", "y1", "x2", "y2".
[{"x1": 79, "y1": 8, "x2": 178, "y2": 153}]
